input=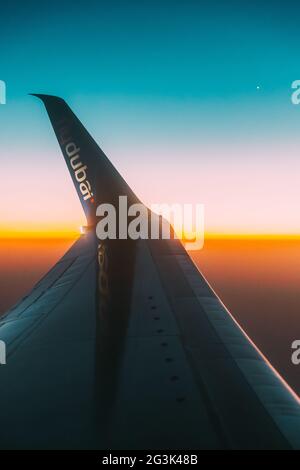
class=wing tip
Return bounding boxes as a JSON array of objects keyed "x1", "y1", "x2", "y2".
[{"x1": 29, "y1": 93, "x2": 66, "y2": 105}]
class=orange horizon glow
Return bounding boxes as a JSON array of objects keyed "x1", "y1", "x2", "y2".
[
  {"x1": 0, "y1": 227, "x2": 81, "y2": 239},
  {"x1": 1, "y1": 227, "x2": 300, "y2": 240},
  {"x1": 3, "y1": 145, "x2": 300, "y2": 243}
]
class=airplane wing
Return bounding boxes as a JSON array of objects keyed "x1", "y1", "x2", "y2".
[{"x1": 0, "y1": 95, "x2": 300, "y2": 450}]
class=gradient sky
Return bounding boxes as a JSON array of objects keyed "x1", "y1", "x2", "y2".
[{"x1": 1, "y1": 0, "x2": 300, "y2": 236}]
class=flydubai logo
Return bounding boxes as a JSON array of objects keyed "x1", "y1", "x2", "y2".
[
  {"x1": 65, "y1": 142, "x2": 94, "y2": 203},
  {"x1": 56, "y1": 118, "x2": 94, "y2": 204}
]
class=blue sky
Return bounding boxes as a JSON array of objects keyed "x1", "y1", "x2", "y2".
[{"x1": 1, "y1": 0, "x2": 300, "y2": 235}]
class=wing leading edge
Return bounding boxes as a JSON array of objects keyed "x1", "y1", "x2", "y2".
[{"x1": 0, "y1": 95, "x2": 299, "y2": 449}]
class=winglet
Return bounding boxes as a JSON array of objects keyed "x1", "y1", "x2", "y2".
[{"x1": 31, "y1": 94, "x2": 138, "y2": 225}]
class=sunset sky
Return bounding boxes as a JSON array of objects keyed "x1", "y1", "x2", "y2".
[{"x1": 1, "y1": 0, "x2": 300, "y2": 237}]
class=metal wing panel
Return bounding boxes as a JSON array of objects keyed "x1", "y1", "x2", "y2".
[
  {"x1": 146, "y1": 237, "x2": 300, "y2": 449},
  {"x1": 0, "y1": 233, "x2": 98, "y2": 449}
]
